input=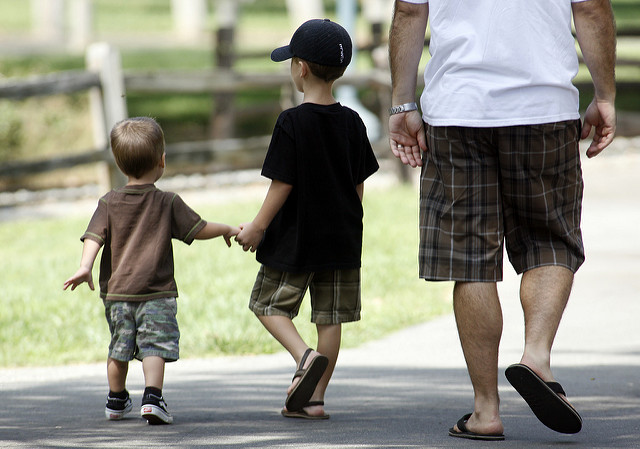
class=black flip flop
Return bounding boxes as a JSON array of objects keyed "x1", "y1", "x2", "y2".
[
  {"x1": 448, "y1": 413, "x2": 505, "y2": 441},
  {"x1": 505, "y1": 363, "x2": 582, "y2": 434},
  {"x1": 285, "y1": 348, "x2": 328, "y2": 412},
  {"x1": 282, "y1": 401, "x2": 330, "y2": 420}
]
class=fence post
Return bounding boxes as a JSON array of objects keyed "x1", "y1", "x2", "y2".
[
  {"x1": 171, "y1": 0, "x2": 207, "y2": 43},
  {"x1": 68, "y1": 0, "x2": 93, "y2": 51},
  {"x1": 86, "y1": 43, "x2": 128, "y2": 191},
  {"x1": 31, "y1": 0, "x2": 65, "y2": 45},
  {"x1": 363, "y1": 0, "x2": 392, "y2": 50},
  {"x1": 284, "y1": 0, "x2": 323, "y2": 24},
  {"x1": 211, "y1": 0, "x2": 238, "y2": 139}
]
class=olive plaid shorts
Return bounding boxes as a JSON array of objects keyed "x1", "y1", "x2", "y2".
[
  {"x1": 249, "y1": 266, "x2": 361, "y2": 325},
  {"x1": 420, "y1": 120, "x2": 585, "y2": 282}
]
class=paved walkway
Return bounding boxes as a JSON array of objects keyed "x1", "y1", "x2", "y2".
[{"x1": 1, "y1": 150, "x2": 639, "y2": 448}]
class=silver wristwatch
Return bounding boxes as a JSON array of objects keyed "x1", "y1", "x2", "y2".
[{"x1": 389, "y1": 102, "x2": 418, "y2": 116}]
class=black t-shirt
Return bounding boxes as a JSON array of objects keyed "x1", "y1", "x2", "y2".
[{"x1": 257, "y1": 102, "x2": 379, "y2": 272}]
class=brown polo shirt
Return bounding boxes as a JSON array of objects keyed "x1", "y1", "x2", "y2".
[{"x1": 81, "y1": 184, "x2": 206, "y2": 301}]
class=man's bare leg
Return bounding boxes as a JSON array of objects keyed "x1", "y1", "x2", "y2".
[
  {"x1": 452, "y1": 281, "x2": 504, "y2": 436},
  {"x1": 519, "y1": 266, "x2": 574, "y2": 390}
]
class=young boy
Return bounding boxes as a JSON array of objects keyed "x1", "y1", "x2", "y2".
[
  {"x1": 236, "y1": 19, "x2": 379, "y2": 419},
  {"x1": 63, "y1": 117, "x2": 239, "y2": 425}
]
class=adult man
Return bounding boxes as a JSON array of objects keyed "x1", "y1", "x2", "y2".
[{"x1": 388, "y1": 0, "x2": 616, "y2": 440}]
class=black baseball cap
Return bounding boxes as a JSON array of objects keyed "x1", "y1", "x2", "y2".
[{"x1": 271, "y1": 19, "x2": 352, "y2": 68}]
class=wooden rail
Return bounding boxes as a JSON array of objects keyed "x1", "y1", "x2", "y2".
[
  {"x1": 1, "y1": 38, "x2": 637, "y2": 190},
  {"x1": 0, "y1": 71, "x2": 100, "y2": 99},
  {"x1": 0, "y1": 44, "x2": 392, "y2": 189}
]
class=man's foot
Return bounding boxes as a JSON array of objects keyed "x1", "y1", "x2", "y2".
[
  {"x1": 105, "y1": 391, "x2": 132, "y2": 420},
  {"x1": 285, "y1": 348, "x2": 328, "y2": 412},
  {"x1": 449, "y1": 413, "x2": 505, "y2": 440},
  {"x1": 282, "y1": 401, "x2": 330, "y2": 420},
  {"x1": 505, "y1": 363, "x2": 582, "y2": 434},
  {"x1": 450, "y1": 411, "x2": 504, "y2": 439},
  {"x1": 141, "y1": 393, "x2": 173, "y2": 425}
]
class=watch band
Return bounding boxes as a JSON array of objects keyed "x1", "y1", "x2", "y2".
[{"x1": 389, "y1": 102, "x2": 418, "y2": 116}]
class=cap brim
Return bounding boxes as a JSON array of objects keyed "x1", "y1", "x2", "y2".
[{"x1": 271, "y1": 45, "x2": 294, "y2": 62}]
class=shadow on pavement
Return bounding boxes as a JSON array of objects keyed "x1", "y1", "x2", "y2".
[{"x1": 1, "y1": 363, "x2": 638, "y2": 448}]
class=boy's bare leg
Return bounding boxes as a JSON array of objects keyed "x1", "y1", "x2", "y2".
[
  {"x1": 303, "y1": 323, "x2": 341, "y2": 416},
  {"x1": 107, "y1": 358, "x2": 129, "y2": 392},
  {"x1": 452, "y1": 282, "x2": 504, "y2": 436},
  {"x1": 142, "y1": 355, "x2": 165, "y2": 389},
  {"x1": 258, "y1": 315, "x2": 311, "y2": 363},
  {"x1": 257, "y1": 315, "x2": 325, "y2": 394},
  {"x1": 519, "y1": 266, "x2": 573, "y2": 397}
]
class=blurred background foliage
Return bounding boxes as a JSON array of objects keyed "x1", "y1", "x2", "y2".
[
  {"x1": 0, "y1": 0, "x2": 384, "y2": 191},
  {"x1": 1, "y1": 0, "x2": 639, "y2": 191}
]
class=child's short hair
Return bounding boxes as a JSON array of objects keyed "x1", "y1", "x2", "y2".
[
  {"x1": 110, "y1": 117, "x2": 165, "y2": 179},
  {"x1": 295, "y1": 57, "x2": 347, "y2": 83}
]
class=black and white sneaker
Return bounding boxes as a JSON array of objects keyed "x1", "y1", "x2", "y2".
[
  {"x1": 141, "y1": 393, "x2": 173, "y2": 424},
  {"x1": 105, "y1": 392, "x2": 132, "y2": 420}
]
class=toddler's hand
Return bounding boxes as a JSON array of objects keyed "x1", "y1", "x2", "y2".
[
  {"x1": 63, "y1": 267, "x2": 94, "y2": 291},
  {"x1": 223, "y1": 226, "x2": 241, "y2": 247}
]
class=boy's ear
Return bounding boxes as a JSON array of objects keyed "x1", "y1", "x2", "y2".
[
  {"x1": 160, "y1": 153, "x2": 166, "y2": 168},
  {"x1": 298, "y1": 59, "x2": 309, "y2": 78}
]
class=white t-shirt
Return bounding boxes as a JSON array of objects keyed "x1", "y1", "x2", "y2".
[{"x1": 400, "y1": 0, "x2": 589, "y2": 127}]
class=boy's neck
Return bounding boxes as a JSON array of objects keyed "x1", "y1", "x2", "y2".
[
  {"x1": 127, "y1": 171, "x2": 160, "y2": 186},
  {"x1": 301, "y1": 81, "x2": 337, "y2": 106}
]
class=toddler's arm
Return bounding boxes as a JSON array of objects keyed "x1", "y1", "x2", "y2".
[
  {"x1": 195, "y1": 222, "x2": 241, "y2": 247},
  {"x1": 236, "y1": 179, "x2": 293, "y2": 252},
  {"x1": 63, "y1": 239, "x2": 101, "y2": 291}
]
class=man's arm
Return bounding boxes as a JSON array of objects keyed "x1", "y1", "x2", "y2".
[
  {"x1": 388, "y1": 0, "x2": 429, "y2": 167},
  {"x1": 573, "y1": 0, "x2": 617, "y2": 158},
  {"x1": 236, "y1": 179, "x2": 293, "y2": 252}
]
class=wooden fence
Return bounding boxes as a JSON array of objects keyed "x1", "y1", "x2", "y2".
[
  {"x1": 0, "y1": 42, "x2": 393, "y2": 191},
  {"x1": 1, "y1": 37, "x2": 638, "y2": 192}
]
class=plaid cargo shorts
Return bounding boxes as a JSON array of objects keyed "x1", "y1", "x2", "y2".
[
  {"x1": 103, "y1": 297, "x2": 180, "y2": 362},
  {"x1": 249, "y1": 265, "x2": 361, "y2": 325},
  {"x1": 420, "y1": 120, "x2": 585, "y2": 282}
]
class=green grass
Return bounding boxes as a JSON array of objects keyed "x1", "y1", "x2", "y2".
[
  {"x1": 0, "y1": 183, "x2": 452, "y2": 367},
  {"x1": 612, "y1": 0, "x2": 640, "y2": 29}
]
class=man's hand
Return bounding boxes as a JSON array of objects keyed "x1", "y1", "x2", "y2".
[
  {"x1": 582, "y1": 99, "x2": 616, "y2": 158},
  {"x1": 389, "y1": 110, "x2": 427, "y2": 168}
]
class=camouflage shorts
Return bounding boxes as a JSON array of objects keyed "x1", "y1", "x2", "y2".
[{"x1": 103, "y1": 297, "x2": 180, "y2": 362}]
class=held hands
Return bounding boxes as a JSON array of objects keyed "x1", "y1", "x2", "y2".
[
  {"x1": 389, "y1": 110, "x2": 427, "y2": 168},
  {"x1": 63, "y1": 266, "x2": 94, "y2": 291},
  {"x1": 582, "y1": 98, "x2": 616, "y2": 158},
  {"x1": 223, "y1": 226, "x2": 241, "y2": 247},
  {"x1": 235, "y1": 222, "x2": 264, "y2": 253}
]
